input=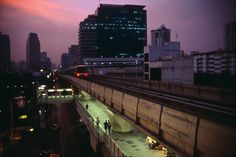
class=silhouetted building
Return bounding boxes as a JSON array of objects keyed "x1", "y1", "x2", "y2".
[
  {"x1": 41, "y1": 51, "x2": 47, "y2": 62},
  {"x1": 193, "y1": 50, "x2": 236, "y2": 75},
  {"x1": 69, "y1": 45, "x2": 79, "y2": 57},
  {"x1": 40, "y1": 51, "x2": 52, "y2": 70},
  {"x1": 79, "y1": 15, "x2": 98, "y2": 63},
  {"x1": 26, "y1": 33, "x2": 41, "y2": 71},
  {"x1": 192, "y1": 50, "x2": 236, "y2": 88},
  {"x1": 0, "y1": 32, "x2": 11, "y2": 71},
  {"x1": 68, "y1": 44, "x2": 79, "y2": 64},
  {"x1": 60, "y1": 53, "x2": 73, "y2": 69},
  {"x1": 78, "y1": 4, "x2": 147, "y2": 64},
  {"x1": 144, "y1": 25, "x2": 181, "y2": 80},
  {"x1": 225, "y1": 20, "x2": 236, "y2": 51},
  {"x1": 18, "y1": 60, "x2": 27, "y2": 72},
  {"x1": 96, "y1": 4, "x2": 147, "y2": 57},
  {"x1": 151, "y1": 25, "x2": 170, "y2": 47}
]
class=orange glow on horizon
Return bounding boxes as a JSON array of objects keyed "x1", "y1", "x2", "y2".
[{"x1": 0, "y1": 0, "x2": 85, "y2": 24}]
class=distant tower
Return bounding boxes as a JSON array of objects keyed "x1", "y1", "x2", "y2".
[
  {"x1": 78, "y1": 15, "x2": 98, "y2": 64},
  {"x1": 40, "y1": 51, "x2": 52, "y2": 69},
  {"x1": 225, "y1": 20, "x2": 236, "y2": 51},
  {"x1": 26, "y1": 33, "x2": 41, "y2": 71},
  {"x1": 151, "y1": 25, "x2": 170, "y2": 47},
  {"x1": 78, "y1": 4, "x2": 147, "y2": 64},
  {"x1": 0, "y1": 32, "x2": 11, "y2": 71}
]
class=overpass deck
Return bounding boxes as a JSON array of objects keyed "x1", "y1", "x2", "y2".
[
  {"x1": 76, "y1": 96, "x2": 168, "y2": 157},
  {"x1": 60, "y1": 75, "x2": 236, "y2": 157}
]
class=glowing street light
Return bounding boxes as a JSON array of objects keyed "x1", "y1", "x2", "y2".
[{"x1": 29, "y1": 128, "x2": 34, "y2": 132}]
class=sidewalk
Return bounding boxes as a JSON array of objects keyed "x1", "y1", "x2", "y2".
[{"x1": 76, "y1": 97, "x2": 166, "y2": 157}]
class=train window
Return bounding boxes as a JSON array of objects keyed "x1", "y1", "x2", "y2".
[{"x1": 77, "y1": 67, "x2": 88, "y2": 73}]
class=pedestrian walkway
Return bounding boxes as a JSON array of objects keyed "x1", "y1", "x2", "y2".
[{"x1": 76, "y1": 95, "x2": 166, "y2": 157}]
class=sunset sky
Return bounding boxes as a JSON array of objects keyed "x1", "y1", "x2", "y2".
[{"x1": 0, "y1": 0, "x2": 235, "y2": 64}]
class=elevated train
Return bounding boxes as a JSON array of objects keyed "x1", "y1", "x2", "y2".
[{"x1": 62, "y1": 65, "x2": 89, "y2": 78}]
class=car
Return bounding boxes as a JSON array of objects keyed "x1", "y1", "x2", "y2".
[
  {"x1": 50, "y1": 153, "x2": 60, "y2": 157},
  {"x1": 39, "y1": 150, "x2": 50, "y2": 157},
  {"x1": 40, "y1": 149, "x2": 60, "y2": 157},
  {"x1": 9, "y1": 132, "x2": 22, "y2": 143},
  {"x1": 50, "y1": 123, "x2": 61, "y2": 131}
]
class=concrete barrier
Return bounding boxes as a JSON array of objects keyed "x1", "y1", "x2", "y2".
[
  {"x1": 138, "y1": 99, "x2": 161, "y2": 134},
  {"x1": 99, "y1": 76, "x2": 236, "y2": 106},
  {"x1": 160, "y1": 106, "x2": 198, "y2": 156},
  {"x1": 222, "y1": 89, "x2": 236, "y2": 106},
  {"x1": 87, "y1": 81, "x2": 92, "y2": 93},
  {"x1": 141, "y1": 80, "x2": 151, "y2": 89},
  {"x1": 159, "y1": 82, "x2": 170, "y2": 92},
  {"x1": 97, "y1": 85, "x2": 105, "y2": 101},
  {"x1": 197, "y1": 118, "x2": 236, "y2": 157},
  {"x1": 79, "y1": 79, "x2": 85, "y2": 89},
  {"x1": 61, "y1": 75, "x2": 236, "y2": 157},
  {"x1": 198, "y1": 86, "x2": 221, "y2": 102},
  {"x1": 90, "y1": 83, "x2": 96, "y2": 95},
  {"x1": 182, "y1": 85, "x2": 199, "y2": 98},
  {"x1": 169, "y1": 83, "x2": 183, "y2": 95},
  {"x1": 149, "y1": 81, "x2": 160, "y2": 90},
  {"x1": 104, "y1": 87, "x2": 113, "y2": 106},
  {"x1": 93, "y1": 83, "x2": 99, "y2": 98},
  {"x1": 112, "y1": 90, "x2": 124, "y2": 112},
  {"x1": 122, "y1": 94, "x2": 139, "y2": 122},
  {"x1": 93, "y1": 84, "x2": 103, "y2": 99}
]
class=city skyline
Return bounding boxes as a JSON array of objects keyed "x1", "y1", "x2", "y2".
[{"x1": 0, "y1": 0, "x2": 235, "y2": 64}]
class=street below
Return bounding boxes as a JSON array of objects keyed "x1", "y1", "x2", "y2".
[{"x1": 55, "y1": 102, "x2": 96, "y2": 157}]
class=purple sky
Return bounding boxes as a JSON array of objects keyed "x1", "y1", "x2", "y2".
[{"x1": 0, "y1": 0, "x2": 235, "y2": 64}]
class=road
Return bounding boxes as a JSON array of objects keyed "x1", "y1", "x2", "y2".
[{"x1": 54, "y1": 102, "x2": 96, "y2": 157}]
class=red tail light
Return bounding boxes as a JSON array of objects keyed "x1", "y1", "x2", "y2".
[
  {"x1": 75, "y1": 72, "x2": 80, "y2": 77},
  {"x1": 84, "y1": 72, "x2": 89, "y2": 77}
]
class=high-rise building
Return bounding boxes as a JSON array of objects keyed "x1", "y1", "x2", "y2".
[
  {"x1": 40, "y1": 51, "x2": 47, "y2": 62},
  {"x1": 151, "y1": 25, "x2": 170, "y2": 47},
  {"x1": 225, "y1": 20, "x2": 236, "y2": 51},
  {"x1": 61, "y1": 45, "x2": 80, "y2": 69},
  {"x1": 96, "y1": 4, "x2": 147, "y2": 57},
  {"x1": 192, "y1": 50, "x2": 236, "y2": 88},
  {"x1": 192, "y1": 50, "x2": 236, "y2": 75},
  {"x1": 69, "y1": 45, "x2": 79, "y2": 57},
  {"x1": 144, "y1": 25, "x2": 181, "y2": 80},
  {"x1": 78, "y1": 4, "x2": 147, "y2": 64},
  {"x1": 26, "y1": 33, "x2": 41, "y2": 71},
  {"x1": 0, "y1": 32, "x2": 11, "y2": 71},
  {"x1": 40, "y1": 51, "x2": 52, "y2": 69},
  {"x1": 17, "y1": 60, "x2": 27, "y2": 72},
  {"x1": 79, "y1": 15, "x2": 98, "y2": 63},
  {"x1": 61, "y1": 53, "x2": 72, "y2": 69}
]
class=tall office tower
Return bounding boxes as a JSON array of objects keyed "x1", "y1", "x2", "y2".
[
  {"x1": 26, "y1": 33, "x2": 41, "y2": 71},
  {"x1": 68, "y1": 44, "x2": 79, "y2": 65},
  {"x1": 69, "y1": 45, "x2": 79, "y2": 57},
  {"x1": 79, "y1": 15, "x2": 98, "y2": 63},
  {"x1": 0, "y1": 32, "x2": 11, "y2": 71},
  {"x1": 78, "y1": 4, "x2": 147, "y2": 64},
  {"x1": 225, "y1": 21, "x2": 236, "y2": 51},
  {"x1": 96, "y1": 4, "x2": 147, "y2": 57},
  {"x1": 151, "y1": 25, "x2": 170, "y2": 47},
  {"x1": 61, "y1": 53, "x2": 72, "y2": 69}
]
